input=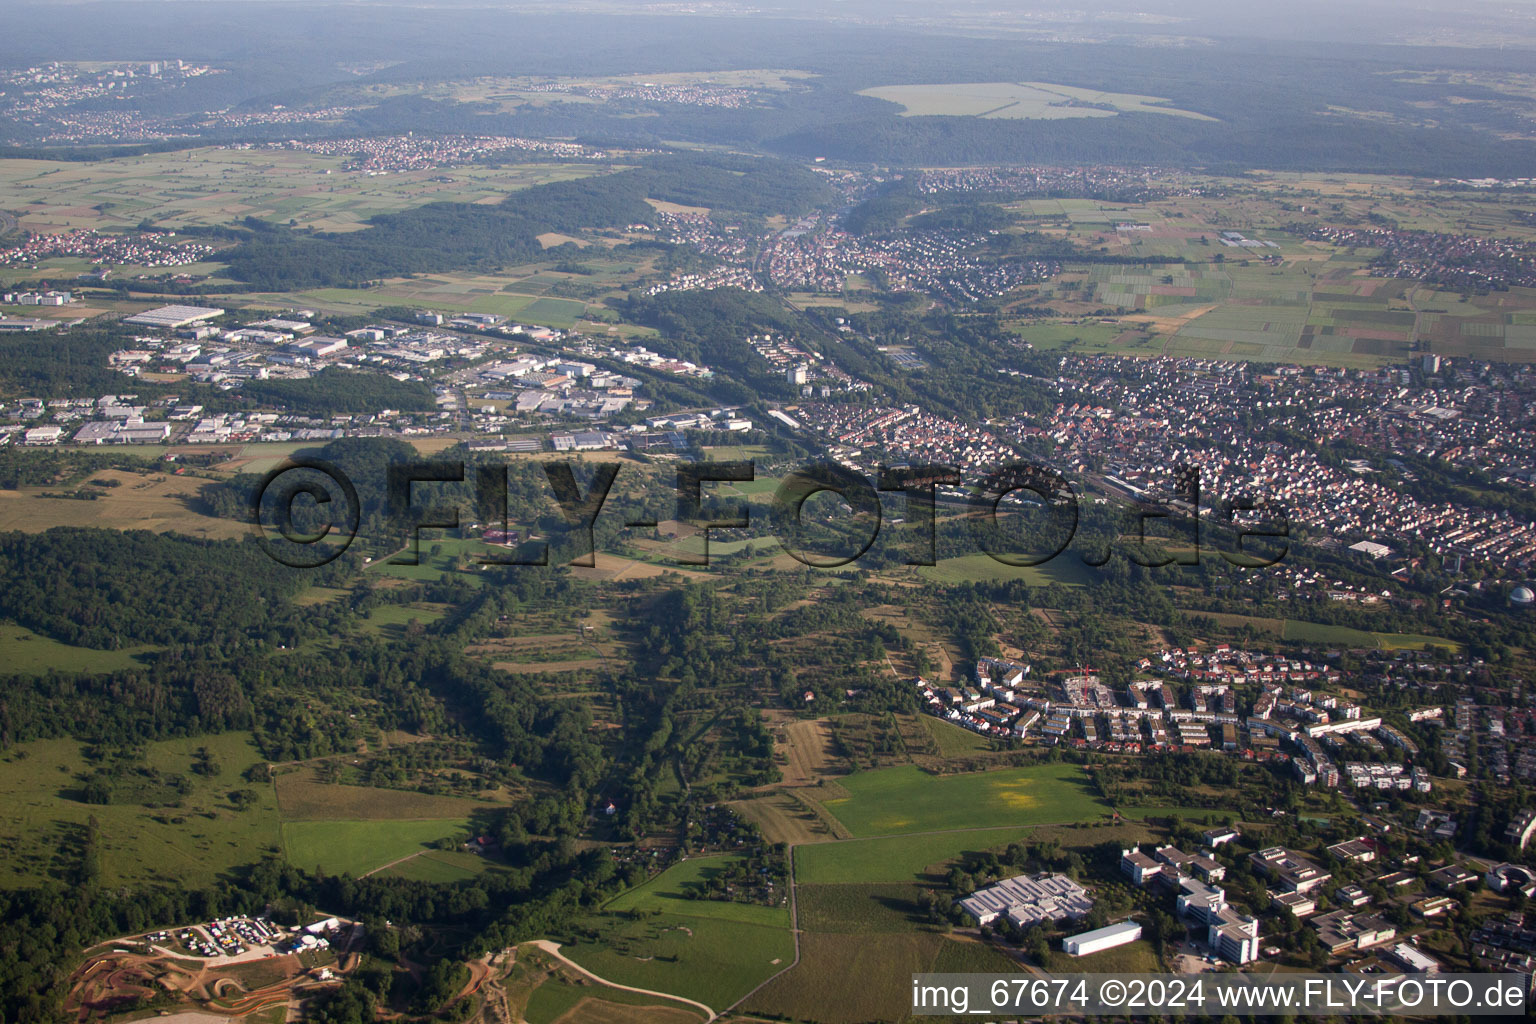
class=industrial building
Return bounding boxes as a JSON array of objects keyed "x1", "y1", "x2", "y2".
[
  {"x1": 123, "y1": 304, "x2": 225, "y2": 329},
  {"x1": 1063, "y1": 921, "x2": 1142, "y2": 956},
  {"x1": 290, "y1": 336, "x2": 349, "y2": 359},
  {"x1": 0, "y1": 317, "x2": 53, "y2": 332}
]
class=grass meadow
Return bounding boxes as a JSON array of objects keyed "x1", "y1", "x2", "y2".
[
  {"x1": 280, "y1": 819, "x2": 466, "y2": 876},
  {"x1": 814, "y1": 762, "x2": 1107, "y2": 837},
  {"x1": 603, "y1": 855, "x2": 791, "y2": 928},
  {"x1": 562, "y1": 912, "x2": 792, "y2": 1012},
  {"x1": 745, "y1": 930, "x2": 946, "y2": 1023},
  {"x1": 794, "y1": 826, "x2": 1041, "y2": 885},
  {"x1": 0, "y1": 621, "x2": 157, "y2": 675},
  {"x1": 917, "y1": 553, "x2": 1094, "y2": 587},
  {"x1": 0, "y1": 732, "x2": 281, "y2": 888},
  {"x1": 0, "y1": 148, "x2": 611, "y2": 234},
  {"x1": 521, "y1": 976, "x2": 704, "y2": 1024},
  {"x1": 273, "y1": 768, "x2": 505, "y2": 820}
]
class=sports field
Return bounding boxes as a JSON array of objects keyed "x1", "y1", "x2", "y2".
[{"x1": 814, "y1": 763, "x2": 1107, "y2": 838}]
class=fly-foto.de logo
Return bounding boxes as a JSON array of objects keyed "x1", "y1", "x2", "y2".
[{"x1": 250, "y1": 458, "x2": 1288, "y2": 571}]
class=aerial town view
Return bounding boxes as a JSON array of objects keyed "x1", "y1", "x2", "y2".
[{"x1": 1, "y1": 1, "x2": 1536, "y2": 1022}]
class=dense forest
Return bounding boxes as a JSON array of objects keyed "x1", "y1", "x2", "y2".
[
  {"x1": 218, "y1": 153, "x2": 833, "y2": 290},
  {"x1": 238, "y1": 368, "x2": 437, "y2": 414},
  {"x1": 0, "y1": 528, "x2": 318, "y2": 649}
]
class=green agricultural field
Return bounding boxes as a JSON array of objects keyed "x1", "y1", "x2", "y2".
[
  {"x1": 230, "y1": 271, "x2": 603, "y2": 327},
  {"x1": 917, "y1": 554, "x2": 1093, "y2": 587},
  {"x1": 359, "y1": 601, "x2": 451, "y2": 637},
  {"x1": 796, "y1": 882, "x2": 932, "y2": 933},
  {"x1": 562, "y1": 911, "x2": 793, "y2": 1011},
  {"x1": 522, "y1": 976, "x2": 706, "y2": 1024},
  {"x1": 369, "y1": 536, "x2": 501, "y2": 584},
  {"x1": 745, "y1": 930, "x2": 945, "y2": 1024},
  {"x1": 0, "y1": 621, "x2": 157, "y2": 675},
  {"x1": 1044, "y1": 938, "x2": 1161, "y2": 973},
  {"x1": 0, "y1": 732, "x2": 280, "y2": 888},
  {"x1": 1374, "y1": 631, "x2": 1463, "y2": 652},
  {"x1": 930, "y1": 937, "x2": 1028, "y2": 974},
  {"x1": 1115, "y1": 805, "x2": 1231, "y2": 825},
  {"x1": 378, "y1": 850, "x2": 493, "y2": 883},
  {"x1": 922, "y1": 716, "x2": 993, "y2": 757},
  {"x1": 0, "y1": 148, "x2": 615, "y2": 234},
  {"x1": 604, "y1": 854, "x2": 791, "y2": 927},
  {"x1": 815, "y1": 763, "x2": 1107, "y2": 838},
  {"x1": 519, "y1": 297, "x2": 590, "y2": 327},
  {"x1": 273, "y1": 769, "x2": 503, "y2": 820},
  {"x1": 1280, "y1": 619, "x2": 1460, "y2": 651},
  {"x1": 291, "y1": 585, "x2": 353, "y2": 607},
  {"x1": 859, "y1": 82, "x2": 1214, "y2": 121},
  {"x1": 1012, "y1": 322, "x2": 1137, "y2": 353},
  {"x1": 281, "y1": 819, "x2": 467, "y2": 876},
  {"x1": 794, "y1": 826, "x2": 1039, "y2": 885}
]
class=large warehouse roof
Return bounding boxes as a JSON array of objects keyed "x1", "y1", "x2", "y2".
[{"x1": 123, "y1": 304, "x2": 225, "y2": 329}]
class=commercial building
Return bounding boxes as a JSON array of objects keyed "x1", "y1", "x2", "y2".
[
  {"x1": 1063, "y1": 921, "x2": 1142, "y2": 956},
  {"x1": 0, "y1": 317, "x2": 53, "y2": 332},
  {"x1": 22, "y1": 425, "x2": 64, "y2": 445},
  {"x1": 290, "y1": 336, "x2": 349, "y2": 359}
]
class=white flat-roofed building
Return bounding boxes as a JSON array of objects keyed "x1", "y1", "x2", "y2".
[
  {"x1": 123, "y1": 304, "x2": 225, "y2": 329},
  {"x1": 23, "y1": 425, "x2": 64, "y2": 445},
  {"x1": 250, "y1": 318, "x2": 314, "y2": 335},
  {"x1": 0, "y1": 317, "x2": 53, "y2": 332},
  {"x1": 1210, "y1": 918, "x2": 1261, "y2": 964},
  {"x1": 290, "y1": 336, "x2": 349, "y2": 359},
  {"x1": 1387, "y1": 942, "x2": 1441, "y2": 973},
  {"x1": 959, "y1": 873, "x2": 1093, "y2": 928},
  {"x1": 1063, "y1": 921, "x2": 1142, "y2": 956}
]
